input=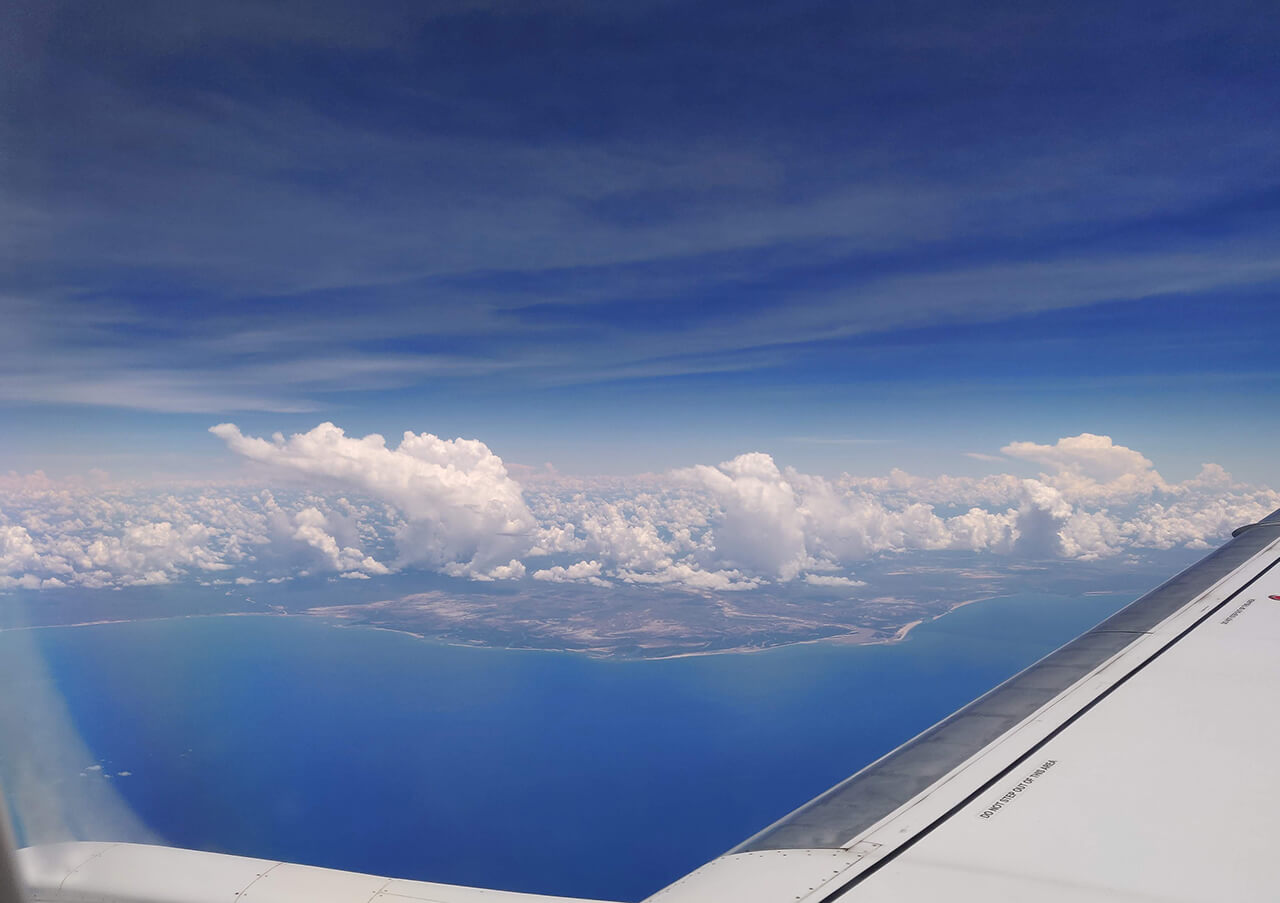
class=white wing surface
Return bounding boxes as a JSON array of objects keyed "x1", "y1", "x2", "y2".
[
  {"x1": 15, "y1": 843, "x2": 615, "y2": 903},
  {"x1": 8, "y1": 507, "x2": 1280, "y2": 903}
]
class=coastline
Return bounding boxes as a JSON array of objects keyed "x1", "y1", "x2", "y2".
[
  {"x1": 0, "y1": 594, "x2": 1009, "y2": 661},
  {"x1": 0, "y1": 610, "x2": 285, "y2": 634}
]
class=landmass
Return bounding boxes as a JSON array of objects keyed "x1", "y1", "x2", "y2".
[
  {"x1": 297, "y1": 567, "x2": 1015, "y2": 658},
  {"x1": 0, "y1": 552, "x2": 1188, "y2": 660}
]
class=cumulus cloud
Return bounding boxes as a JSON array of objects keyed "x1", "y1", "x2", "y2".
[
  {"x1": 664, "y1": 436, "x2": 1276, "y2": 573},
  {"x1": 1, "y1": 430, "x2": 1275, "y2": 594},
  {"x1": 616, "y1": 562, "x2": 760, "y2": 592},
  {"x1": 1012, "y1": 480, "x2": 1072, "y2": 558},
  {"x1": 522, "y1": 484, "x2": 738, "y2": 592},
  {"x1": 287, "y1": 506, "x2": 389, "y2": 576},
  {"x1": 676, "y1": 453, "x2": 811, "y2": 579},
  {"x1": 1002, "y1": 433, "x2": 1169, "y2": 502},
  {"x1": 211, "y1": 422, "x2": 533, "y2": 577},
  {"x1": 673, "y1": 452, "x2": 1022, "y2": 578},
  {"x1": 532, "y1": 560, "x2": 609, "y2": 587},
  {"x1": 0, "y1": 476, "x2": 400, "y2": 589},
  {"x1": 803, "y1": 574, "x2": 868, "y2": 588},
  {"x1": 1003, "y1": 433, "x2": 1154, "y2": 481},
  {"x1": 83, "y1": 522, "x2": 227, "y2": 584},
  {"x1": 0, "y1": 525, "x2": 45, "y2": 575}
]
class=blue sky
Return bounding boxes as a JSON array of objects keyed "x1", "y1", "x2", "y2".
[{"x1": 4, "y1": 0, "x2": 1280, "y2": 482}]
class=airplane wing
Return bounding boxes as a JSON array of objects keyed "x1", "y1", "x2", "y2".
[{"x1": 8, "y1": 506, "x2": 1280, "y2": 903}]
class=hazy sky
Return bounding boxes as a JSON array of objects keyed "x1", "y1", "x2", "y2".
[{"x1": 4, "y1": 0, "x2": 1280, "y2": 483}]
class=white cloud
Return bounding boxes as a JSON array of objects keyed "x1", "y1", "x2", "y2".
[
  {"x1": 676, "y1": 453, "x2": 812, "y2": 579},
  {"x1": 84, "y1": 522, "x2": 228, "y2": 579},
  {"x1": 943, "y1": 507, "x2": 1016, "y2": 553},
  {"x1": 287, "y1": 506, "x2": 389, "y2": 576},
  {"x1": 803, "y1": 574, "x2": 868, "y2": 588},
  {"x1": 674, "y1": 453, "x2": 1020, "y2": 576},
  {"x1": 669, "y1": 436, "x2": 1276, "y2": 569},
  {"x1": 0, "y1": 476, "x2": 402, "y2": 588},
  {"x1": 617, "y1": 562, "x2": 760, "y2": 592},
  {"x1": 1003, "y1": 433, "x2": 1155, "y2": 482},
  {"x1": 453, "y1": 558, "x2": 527, "y2": 581},
  {"x1": 211, "y1": 422, "x2": 534, "y2": 577},
  {"x1": 1002, "y1": 433, "x2": 1168, "y2": 502},
  {"x1": 0, "y1": 525, "x2": 45, "y2": 574},
  {"x1": 1010, "y1": 480, "x2": 1073, "y2": 558},
  {"x1": 532, "y1": 560, "x2": 609, "y2": 587},
  {"x1": 2, "y1": 430, "x2": 1275, "y2": 595}
]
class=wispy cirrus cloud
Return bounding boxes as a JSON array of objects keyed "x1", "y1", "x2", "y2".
[{"x1": 4, "y1": 1, "x2": 1280, "y2": 419}]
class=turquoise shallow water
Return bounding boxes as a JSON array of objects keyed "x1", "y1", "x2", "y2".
[{"x1": 9, "y1": 591, "x2": 1131, "y2": 901}]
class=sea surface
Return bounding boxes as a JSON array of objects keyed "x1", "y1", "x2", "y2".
[{"x1": 7, "y1": 591, "x2": 1133, "y2": 901}]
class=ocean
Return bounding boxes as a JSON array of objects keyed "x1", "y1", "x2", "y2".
[{"x1": 7, "y1": 590, "x2": 1132, "y2": 901}]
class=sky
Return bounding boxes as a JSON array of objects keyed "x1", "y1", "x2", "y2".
[{"x1": 2, "y1": 1, "x2": 1280, "y2": 593}]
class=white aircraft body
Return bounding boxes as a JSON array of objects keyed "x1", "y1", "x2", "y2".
[{"x1": 6, "y1": 507, "x2": 1280, "y2": 903}]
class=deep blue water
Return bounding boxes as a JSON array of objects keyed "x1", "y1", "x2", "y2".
[{"x1": 16, "y1": 592, "x2": 1130, "y2": 901}]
